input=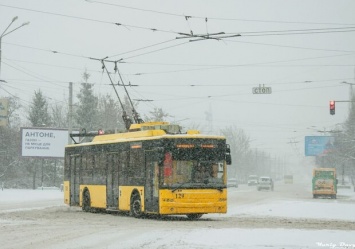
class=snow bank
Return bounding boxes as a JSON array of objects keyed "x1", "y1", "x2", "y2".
[
  {"x1": 0, "y1": 188, "x2": 63, "y2": 202},
  {"x1": 227, "y1": 188, "x2": 355, "y2": 221}
]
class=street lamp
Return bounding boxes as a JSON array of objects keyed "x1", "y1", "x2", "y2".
[{"x1": 0, "y1": 16, "x2": 30, "y2": 80}]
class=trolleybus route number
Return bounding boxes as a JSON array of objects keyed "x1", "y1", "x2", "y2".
[{"x1": 175, "y1": 193, "x2": 185, "y2": 199}]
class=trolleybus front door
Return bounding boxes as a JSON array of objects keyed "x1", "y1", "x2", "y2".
[{"x1": 70, "y1": 155, "x2": 80, "y2": 206}]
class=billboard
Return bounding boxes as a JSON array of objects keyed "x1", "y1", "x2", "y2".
[
  {"x1": 305, "y1": 136, "x2": 334, "y2": 156},
  {"x1": 0, "y1": 98, "x2": 9, "y2": 127},
  {"x1": 21, "y1": 128, "x2": 68, "y2": 158}
]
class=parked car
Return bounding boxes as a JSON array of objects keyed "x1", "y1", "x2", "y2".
[
  {"x1": 227, "y1": 178, "x2": 238, "y2": 188},
  {"x1": 257, "y1": 176, "x2": 274, "y2": 191},
  {"x1": 247, "y1": 175, "x2": 258, "y2": 186}
]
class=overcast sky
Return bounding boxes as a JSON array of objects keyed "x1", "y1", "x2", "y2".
[{"x1": 0, "y1": 0, "x2": 354, "y2": 159}]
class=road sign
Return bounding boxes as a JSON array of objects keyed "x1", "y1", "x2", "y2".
[
  {"x1": 252, "y1": 84, "x2": 272, "y2": 94},
  {"x1": 305, "y1": 136, "x2": 334, "y2": 156}
]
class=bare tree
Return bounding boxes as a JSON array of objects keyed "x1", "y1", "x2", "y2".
[
  {"x1": 51, "y1": 103, "x2": 68, "y2": 128},
  {"x1": 144, "y1": 107, "x2": 169, "y2": 122}
]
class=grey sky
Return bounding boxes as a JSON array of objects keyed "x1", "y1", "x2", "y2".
[{"x1": 0, "y1": 0, "x2": 354, "y2": 158}]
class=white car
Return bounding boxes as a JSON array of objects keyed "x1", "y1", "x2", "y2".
[
  {"x1": 227, "y1": 178, "x2": 238, "y2": 188},
  {"x1": 257, "y1": 176, "x2": 274, "y2": 191}
]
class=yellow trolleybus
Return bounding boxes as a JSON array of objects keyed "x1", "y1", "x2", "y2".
[{"x1": 64, "y1": 121, "x2": 231, "y2": 219}]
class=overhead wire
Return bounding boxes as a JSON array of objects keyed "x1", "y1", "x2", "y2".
[
  {"x1": 224, "y1": 39, "x2": 355, "y2": 53},
  {"x1": 1, "y1": 2, "x2": 353, "y2": 119},
  {"x1": 3, "y1": 38, "x2": 354, "y2": 79},
  {"x1": 123, "y1": 53, "x2": 355, "y2": 76},
  {"x1": 114, "y1": 41, "x2": 191, "y2": 61},
  {"x1": 86, "y1": 0, "x2": 355, "y2": 26},
  {"x1": 235, "y1": 27, "x2": 355, "y2": 37},
  {"x1": 2, "y1": 61, "x2": 67, "y2": 89},
  {"x1": 0, "y1": 4, "x2": 177, "y2": 34},
  {"x1": 1, "y1": 3, "x2": 355, "y2": 38},
  {"x1": 2, "y1": 57, "x2": 101, "y2": 73},
  {"x1": 3, "y1": 55, "x2": 354, "y2": 82},
  {"x1": 0, "y1": 86, "x2": 32, "y2": 104},
  {"x1": 107, "y1": 38, "x2": 178, "y2": 59},
  {"x1": 119, "y1": 77, "x2": 354, "y2": 88},
  {"x1": 2, "y1": 41, "x2": 92, "y2": 59},
  {"x1": 1, "y1": 61, "x2": 69, "y2": 104},
  {"x1": 1, "y1": 3, "x2": 354, "y2": 69}
]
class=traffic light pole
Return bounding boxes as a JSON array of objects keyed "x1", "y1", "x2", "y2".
[{"x1": 329, "y1": 100, "x2": 355, "y2": 115}]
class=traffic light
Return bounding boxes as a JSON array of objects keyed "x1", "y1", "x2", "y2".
[{"x1": 329, "y1": 100, "x2": 335, "y2": 115}]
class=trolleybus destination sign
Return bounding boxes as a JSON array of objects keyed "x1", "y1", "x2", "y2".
[{"x1": 252, "y1": 84, "x2": 272, "y2": 94}]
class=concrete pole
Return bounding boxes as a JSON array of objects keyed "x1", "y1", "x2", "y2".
[
  {"x1": 68, "y1": 82, "x2": 73, "y2": 144},
  {"x1": 0, "y1": 37, "x2": 2, "y2": 80}
]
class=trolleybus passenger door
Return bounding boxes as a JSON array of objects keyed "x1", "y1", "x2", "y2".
[
  {"x1": 106, "y1": 153, "x2": 119, "y2": 209},
  {"x1": 106, "y1": 153, "x2": 113, "y2": 208},
  {"x1": 70, "y1": 155, "x2": 81, "y2": 206},
  {"x1": 145, "y1": 150, "x2": 160, "y2": 212}
]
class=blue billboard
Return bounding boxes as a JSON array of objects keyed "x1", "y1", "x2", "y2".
[{"x1": 305, "y1": 136, "x2": 334, "y2": 156}]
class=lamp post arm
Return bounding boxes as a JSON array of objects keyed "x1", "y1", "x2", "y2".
[
  {"x1": 1, "y1": 23, "x2": 14, "y2": 38},
  {"x1": 1, "y1": 22, "x2": 30, "y2": 38},
  {"x1": 0, "y1": 17, "x2": 17, "y2": 38},
  {"x1": 0, "y1": 19, "x2": 29, "y2": 80}
]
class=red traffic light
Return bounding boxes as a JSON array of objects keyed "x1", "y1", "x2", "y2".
[{"x1": 329, "y1": 100, "x2": 335, "y2": 115}]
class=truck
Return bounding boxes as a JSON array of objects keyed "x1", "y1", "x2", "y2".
[
  {"x1": 247, "y1": 175, "x2": 258, "y2": 186},
  {"x1": 312, "y1": 168, "x2": 337, "y2": 199},
  {"x1": 284, "y1": 175, "x2": 293, "y2": 184}
]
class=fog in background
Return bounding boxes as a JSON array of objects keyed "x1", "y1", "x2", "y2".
[{"x1": 1, "y1": 0, "x2": 354, "y2": 164}]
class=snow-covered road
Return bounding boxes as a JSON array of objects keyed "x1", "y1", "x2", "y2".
[{"x1": 0, "y1": 181, "x2": 354, "y2": 249}]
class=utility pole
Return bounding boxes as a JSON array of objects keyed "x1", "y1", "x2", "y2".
[
  {"x1": 340, "y1": 80, "x2": 355, "y2": 102},
  {"x1": 68, "y1": 82, "x2": 73, "y2": 144}
]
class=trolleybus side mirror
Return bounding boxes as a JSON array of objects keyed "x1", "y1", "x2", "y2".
[
  {"x1": 226, "y1": 154, "x2": 232, "y2": 165},
  {"x1": 226, "y1": 144, "x2": 232, "y2": 165}
]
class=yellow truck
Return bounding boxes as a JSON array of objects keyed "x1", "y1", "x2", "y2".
[{"x1": 312, "y1": 168, "x2": 337, "y2": 199}]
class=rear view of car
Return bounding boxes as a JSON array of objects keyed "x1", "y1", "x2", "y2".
[
  {"x1": 227, "y1": 178, "x2": 238, "y2": 188},
  {"x1": 257, "y1": 176, "x2": 274, "y2": 191}
]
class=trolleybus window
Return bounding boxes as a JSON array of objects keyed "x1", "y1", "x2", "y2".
[{"x1": 161, "y1": 159, "x2": 224, "y2": 188}]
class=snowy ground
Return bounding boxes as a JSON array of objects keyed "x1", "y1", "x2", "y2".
[{"x1": 0, "y1": 183, "x2": 354, "y2": 249}]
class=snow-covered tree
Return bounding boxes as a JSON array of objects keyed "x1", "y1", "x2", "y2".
[
  {"x1": 28, "y1": 89, "x2": 51, "y2": 127},
  {"x1": 75, "y1": 71, "x2": 99, "y2": 131},
  {"x1": 98, "y1": 94, "x2": 124, "y2": 132}
]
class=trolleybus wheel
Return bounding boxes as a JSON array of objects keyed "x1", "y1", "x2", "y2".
[
  {"x1": 130, "y1": 192, "x2": 142, "y2": 218},
  {"x1": 82, "y1": 190, "x2": 91, "y2": 212},
  {"x1": 186, "y1": 214, "x2": 203, "y2": 220}
]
